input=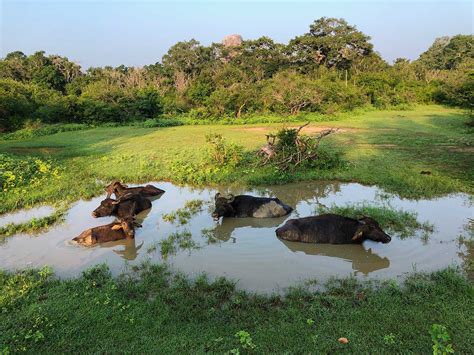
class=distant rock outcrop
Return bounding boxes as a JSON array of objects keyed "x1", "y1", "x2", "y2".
[{"x1": 222, "y1": 34, "x2": 243, "y2": 47}]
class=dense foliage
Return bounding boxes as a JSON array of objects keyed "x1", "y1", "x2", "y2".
[{"x1": 1, "y1": 18, "x2": 472, "y2": 132}]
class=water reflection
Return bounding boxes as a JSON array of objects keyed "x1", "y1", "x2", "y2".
[
  {"x1": 111, "y1": 240, "x2": 144, "y2": 260},
  {"x1": 252, "y1": 181, "x2": 342, "y2": 207},
  {"x1": 0, "y1": 180, "x2": 472, "y2": 293},
  {"x1": 279, "y1": 239, "x2": 390, "y2": 276},
  {"x1": 213, "y1": 216, "x2": 288, "y2": 242}
]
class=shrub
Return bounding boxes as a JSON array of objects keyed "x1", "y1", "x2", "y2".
[{"x1": 205, "y1": 133, "x2": 244, "y2": 167}]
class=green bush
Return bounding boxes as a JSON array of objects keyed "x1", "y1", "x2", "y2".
[{"x1": 140, "y1": 118, "x2": 183, "y2": 128}]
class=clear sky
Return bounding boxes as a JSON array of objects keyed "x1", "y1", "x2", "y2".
[{"x1": 1, "y1": 0, "x2": 472, "y2": 68}]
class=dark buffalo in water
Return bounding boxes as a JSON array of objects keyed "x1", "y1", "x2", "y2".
[
  {"x1": 73, "y1": 217, "x2": 140, "y2": 245},
  {"x1": 212, "y1": 193, "x2": 293, "y2": 220},
  {"x1": 105, "y1": 181, "x2": 165, "y2": 199},
  {"x1": 275, "y1": 214, "x2": 391, "y2": 244},
  {"x1": 92, "y1": 193, "x2": 152, "y2": 218}
]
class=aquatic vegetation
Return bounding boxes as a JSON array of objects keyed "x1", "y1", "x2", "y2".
[
  {"x1": 162, "y1": 200, "x2": 205, "y2": 225},
  {"x1": 201, "y1": 228, "x2": 221, "y2": 245},
  {"x1": 158, "y1": 230, "x2": 200, "y2": 259},
  {"x1": 316, "y1": 203, "x2": 434, "y2": 238}
]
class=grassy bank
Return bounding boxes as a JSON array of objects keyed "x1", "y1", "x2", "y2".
[
  {"x1": 1, "y1": 265, "x2": 472, "y2": 353},
  {"x1": 0, "y1": 105, "x2": 473, "y2": 214}
]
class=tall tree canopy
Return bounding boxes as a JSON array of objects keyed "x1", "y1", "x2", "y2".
[{"x1": 287, "y1": 17, "x2": 374, "y2": 71}]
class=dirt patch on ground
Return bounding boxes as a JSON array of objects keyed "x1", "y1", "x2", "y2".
[
  {"x1": 355, "y1": 143, "x2": 399, "y2": 148},
  {"x1": 236, "y1": 126, "x2": 357, "y2": 134},
  {"x1": 7, "y1": 146, "x2": 63, "y2": 154},
  {"x1": 237, "y1": 127, "x2": 271, "y2": 133},
  {"x1": 447, "y1": 146, "x2": 474, "y2": 153}
]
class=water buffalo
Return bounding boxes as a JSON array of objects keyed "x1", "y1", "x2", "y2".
[
  {"x1": 72, "y1": 217, "x2": 140, "y2": 245},
  {"x1": 275, "y1": 214, "x2": 391, "y2": 244},
  {"x1": 212, "y1": 193, "x2": 293, "y2": 220},
  {"x1": 92, "y1": 193, "x2": 152, "y2": 218},
  {"x1": 105, "y1": 181, "x2": 165, "y2": 199}
]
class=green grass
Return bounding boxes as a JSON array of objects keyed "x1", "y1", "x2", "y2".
[
  {"x1": 316, "y1": 203, "x2": 434, "y2": 239},
  {"x1": 0, "y1": 205, "x2": 67, "y2": 238},
  {"x1": 0, "y1": 105, "x2": 472, "y2": 215},
  {"x1": 0, "y1": 264, "x2": 472, "y2": 353},
  {"x1": 0, "y1": 105, "x2": 473, "y2": 353}
]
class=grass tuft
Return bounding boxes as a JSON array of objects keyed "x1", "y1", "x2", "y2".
[{"x1": 316, "y1": 203, "x2": 434, "y2": 238}]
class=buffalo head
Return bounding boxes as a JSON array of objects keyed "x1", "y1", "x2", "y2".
[
  {"x1": 111, "y1": 216, "x2": 139, "y2": 239},
  {"x1": 92, "y1": 198, "x2": 118, "y2": 217},
  {"x1": 352, "y1": 217, "x2": 391, "y2": 244},
  {"x1": 105, "y1": 181, "x2": 128, "y2": 198},
  {"x1": 212, "y1": 193, "x2": 236, "y2": 221}
]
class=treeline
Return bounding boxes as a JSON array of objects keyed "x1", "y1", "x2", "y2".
[{"x1": 1, "y1": 17, "x2": 472, "y2": 132}]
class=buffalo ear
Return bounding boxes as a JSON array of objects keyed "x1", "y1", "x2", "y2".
[
  {"x1": 215, "y1": 192, "x2": 221, "y2": 201},
  {"x1": 228, "y1": 194, "x2": 235, "y2": 202},
  {"x1": 111, "y1": 224, "x2": 123, "y2": 231}
]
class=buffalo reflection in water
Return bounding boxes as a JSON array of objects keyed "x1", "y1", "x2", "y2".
[
  {"x1": 279, "y1": 239, "x2": 390, "y2": 276},
  {"x1": 111, "y1": 239, "x2": 144, "y2": 260},
  {"x1": 212, "y1": 216, "x2": 289, "y2": 242}
]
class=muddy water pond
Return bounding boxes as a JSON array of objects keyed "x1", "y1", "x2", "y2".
[{"x1": 0, "y1": 181, "x2": 472, "y2": 293}]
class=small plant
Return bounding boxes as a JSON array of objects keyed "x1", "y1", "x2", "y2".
[
  {"x1": 158, "y1": 230, "x2": 200, "y2": 259},
  {"x1": 430, "y1": 324, "x2": 454, "y2": 355},
  {"x1": 146, "y1": 241, "x2": 159, "y2": 254},
  {"x1": 383, "y1": 333, "x2": 396, "y2": 345},
  {"x1": 201, "y1": 228, "x2": 220, "y2": 244},
  {"x1": 235, "y1": 330, "x2": 256, "y2": 350},
  {"x1": 205, "y1": 133, "x2": 244, "y2": 167}
]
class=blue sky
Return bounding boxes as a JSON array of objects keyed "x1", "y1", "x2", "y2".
[{"x1": 1, "y1": 1, "x2": 472, "y2": 68}]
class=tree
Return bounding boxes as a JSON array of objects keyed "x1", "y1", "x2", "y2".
[
  {"x1": 0, "y1": 79, "x2": 35, "y2": 131},
  {"x1": 206, "y1": 82, "x2": 260, "y2": 118},
  {"x1": 228, "y1": 36, "x2": 287, "y2": 81},
  {"x1": 162, "y1": 40, "x2": 212, "y2": 92},
  {"x1": 0, "y1": 51, "x2": 30, "y2": 82},
  {"x1": 263, "y1": 71, "x2": 323, "y2": 115},
  {"x1": 287, "y1": 17, "x2": 373, "y2": 71},
  {"x1": 417, "y1": 35, "x2": 474, "y2": 70}
]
